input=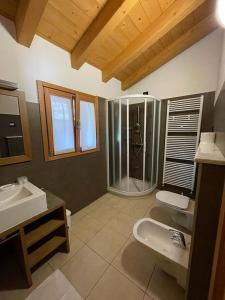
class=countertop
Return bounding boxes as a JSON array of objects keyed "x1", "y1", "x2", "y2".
[{"x1": 195, "y1": 143, "x2": 225, "y2": 166}]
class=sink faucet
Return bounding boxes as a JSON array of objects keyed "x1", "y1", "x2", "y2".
[{"x1": 17, "y1": 176, "x2": 28, "y2": 185}]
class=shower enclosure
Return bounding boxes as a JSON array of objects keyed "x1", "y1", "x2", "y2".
[{"x1": 106, "y1": 95, "x2": 161, "y2": 196}]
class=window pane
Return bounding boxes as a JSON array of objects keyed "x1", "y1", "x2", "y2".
[
  {"x1": 80, "y1": 100, "x2": 97, "y2": 151},
  {"x1": 50, "y1": 95, "x2": 75, "y2": 154}
]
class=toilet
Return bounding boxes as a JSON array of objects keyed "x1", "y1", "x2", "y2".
[{"x1": 156, "y1": 191, "x2": 195, "y2": 231}]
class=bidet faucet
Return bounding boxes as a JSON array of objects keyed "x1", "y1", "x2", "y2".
[{"x1": 169, "y1": 229, "x2": 186, "y2": 249}]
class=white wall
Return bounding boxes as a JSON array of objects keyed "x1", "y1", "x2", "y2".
[
  {"x1": 0, "y1": 16, "x2": 121, "y2": 103},
  {"x1": 125, "y1": 29, "x2": 223, "y2": 100},
  {"x1": 216, "y1": 30, "x2": 225, "y2": 101}
]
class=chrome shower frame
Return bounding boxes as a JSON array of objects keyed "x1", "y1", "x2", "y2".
[{"x1": 106, "y1": 94, "x2": 161, "y2": 197}]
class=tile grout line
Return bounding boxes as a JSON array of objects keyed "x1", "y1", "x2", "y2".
[
  {"x1": 144, "y1": 264, "x2": 157, "y2": 299},
  {"x1": 85, "y1": 237, "x2": 145, "y2": 300},
  {"x1": 111, "y1": 243, "x2": 155, "y2": 295},
  {"x1": 69, "y1": 194, "x2": 156, "y2": 299},
  {"x1": 85, "y1": 244, "x2": 111, "y2": 264},
  {"x1": 52, "y1": 242, "x2": 86, "y2": 271},
  {"x1": 71, "y1": 202, "x2": 136, "y2": 243},
  {"x1": 108, "y1": 262, "x2": 146, "y2": 297},
  {"x1": 72, "y1": 195, "x2": 154, "y2": 225},
  {"x1": 80, "y1": 213, "x2": 134, "y2": 299},
  {"x1": 59, "y1": 242, "x2": 110, "y2": 300},
  {"x1": 85, "y1": 228, "x2": 130, "y2": 264},
  {"x1": 84, "y1": 262, "x2": 110, "y2": 299},
  {"x1": 84, "y1": 225, "x2": 125, "y2": 298},
  {"x1": 70, "y1": 217, "x2": 111, "y2": 244}
]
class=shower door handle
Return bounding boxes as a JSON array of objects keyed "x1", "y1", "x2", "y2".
[{"x1": 144, "y1": 143, "x2": 146, "y2": 153}]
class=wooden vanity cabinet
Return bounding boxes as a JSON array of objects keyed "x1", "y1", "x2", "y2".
[
  {"x1": 0, "y1": 191, "x2": 69, "y2": 287},
  {"x1": 186, "y1": 163, "x2": 225, "y2": 299}
]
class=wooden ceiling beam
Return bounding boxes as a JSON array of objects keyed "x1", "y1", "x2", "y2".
[
  {"x1": 71, "y1": 0, "x2": 138, "y2": 70},
  {"x1": 121, "y1": 14, "x2": 218, "y2": 90},
  {"x1": 15, "y1": 0, "x2": 48, "y2": 47},
  {"x1": 102, "y1": 0, "x2": 208, "y2": 82},
  {"x1": 0, "y1": 0, "x2": 18, "y2": 20}
]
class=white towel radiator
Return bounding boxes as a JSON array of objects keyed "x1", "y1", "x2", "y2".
[{"x1": 163, "y1": 96, "x2": 203, "y2": 192}]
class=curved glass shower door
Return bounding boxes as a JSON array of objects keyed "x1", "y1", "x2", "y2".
[{"x1": 107, "y1": 95, "x2": 160, "y2": 196}]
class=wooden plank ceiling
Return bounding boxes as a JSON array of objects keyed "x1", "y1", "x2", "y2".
[{"x1": 0, "y1": 0, "x2": 219, "y2": 90}]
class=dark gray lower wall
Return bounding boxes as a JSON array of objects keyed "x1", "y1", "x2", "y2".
[
  {"x1": 214, "y1": 81, "x2": 225, "y2": 156},
  {"x1": 214, "y1": 81, "x2": 225, "y2": 132},
  {"x1": 0, "y1": 99, "x2": 107, "y2": 214},
  {"x1": 157, "y1": 91, "x2": 215, "y2": 197}
]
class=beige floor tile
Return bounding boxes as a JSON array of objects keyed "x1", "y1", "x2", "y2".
[
  {"x1": 147, "y1": 266, "x2": 185, "y2": 300},
  {"x1": 124, "y1": 205, "x2": 149, "y2": 221},
  {"x1": 61, "y1": 245, "x2": 108, "y2": 298},
  {"x1": 71, "y1": 210, "x2": 87, "y2": 226},
  {"x1": 131, "y1": 196, "x2": 155, "y2": 209},
  {"x1": 0, "y1": 263, "x2": 53, "y2": 300},
  {"x1": 104, "y1": 212, "x2": 135, "y2": 238},
  {"x1": 31, "y1": 263, "x2": 54, "y2": 284},
  {"x1": 143, "y1": 293, "x2": 155, "y2": 300},
  {"x1": 87, "y1": 227, "x2": 128, "y2": 262},
  {"x1": 96, "y1": 193, "x2": 114, "y2": 202},
  {"x1": 87, "y1": 266, "x2": 144, "y2": 300},
  {"x1": 103, "y1": 195, "x2": 130, "y2": 209},
  {"x1": 70, "y1": 214, "x2": 103, "y2": 243},
  {"x1": 110, "y1": 197, "x2": 134, "y2": 211},
  {"x1": 104, "y1": 195, "x2": 122, "y2": 207},
  {"x1": 145, "y1": 205, "x2": 173, "y2": 225},
  {"x1": 48, "y1": 233, "x2": 84, "y2": 270},
  {"x1": 87, "y1": 204, "x2": 118, "y2": 225},
  {"x1": 118, "y1": 197, "x2": 151, "y2": 220},
  {"x1": 119, "y1": 199, "x2": 136, "y2": 213},
  {"x1": 81, "y1": 200, "x2": 104, "y2": 214},
  {"x1": 112, "y1": 237, "x2": 155, "y2": 291},
  {"x1": 82, "y1": 194, "x2": 114, "y2": 213},
  {"x1": 126, "y1": 190, "x2": 157, "y2": 208}
]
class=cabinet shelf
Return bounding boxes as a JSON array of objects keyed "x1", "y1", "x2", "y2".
[
  {"x1": 25, "y1": 219, "x2": 64, "y2": 248},
  {"x1": 0, "y1": 191, "x2": 69, "y2": 287},
  {"x1": 28, "y1": 236, "x2": 66, "y2": 268}
]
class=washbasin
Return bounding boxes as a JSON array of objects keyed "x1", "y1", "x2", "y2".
[{"x1": 0, "y1": 181, "x2": 47, "y2": 233}]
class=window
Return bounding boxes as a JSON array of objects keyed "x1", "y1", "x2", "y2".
[
  {"x1": 37, "y1": 81, "x2": 100, "y2": 161},
  {"x1": 79, "y1": 99, "x2": 97, "y2": 151}
]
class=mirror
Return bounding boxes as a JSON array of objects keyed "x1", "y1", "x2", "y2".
[{"x1": 0, "y1": 89, "x2": 31, "y2": 166}]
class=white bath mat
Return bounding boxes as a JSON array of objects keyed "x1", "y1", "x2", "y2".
[{"x1": 25, "y1": 269, "x2": 83, "y2": 300}]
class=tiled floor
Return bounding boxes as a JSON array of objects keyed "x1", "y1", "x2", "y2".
[{"x1": 0, "y1": 191, "x2": 185, "y2": 300}]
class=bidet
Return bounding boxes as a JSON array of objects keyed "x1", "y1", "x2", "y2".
[{"x1": 133, "y1": 217, "x2": 191, "y2": 288}]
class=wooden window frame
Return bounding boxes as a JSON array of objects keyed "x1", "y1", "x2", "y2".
[
  {"x1": 0, "y1": 89, "x2": 32, "y2": 166},
  {"x1": 37, "y1": 81, "x2": 100, "y2": 161}
]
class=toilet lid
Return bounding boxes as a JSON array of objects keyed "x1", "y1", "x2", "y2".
[{"x1": 156, "y1": 191, "x2": 190, "y2": 210}]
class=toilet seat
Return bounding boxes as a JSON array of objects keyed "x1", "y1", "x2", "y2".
[{"x1": 156, "y1": 191, "x2": 190, "y2": 210}]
